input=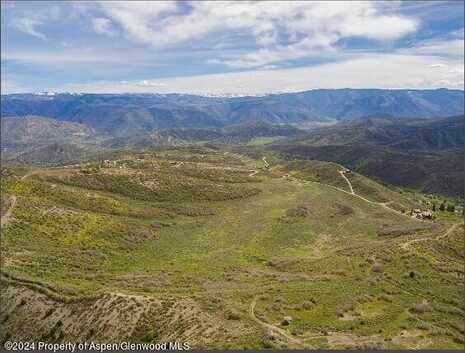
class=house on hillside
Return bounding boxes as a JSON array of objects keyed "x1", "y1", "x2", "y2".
[
  {"x1": 102, "y1": 160, "x2": 117, "y2": 168},
  {"x1": 410, "y1": 208, "x2": 433, "y2": 220},
  {"x1": 421, "y1": 211, "x2": 433, "y2": 220}
]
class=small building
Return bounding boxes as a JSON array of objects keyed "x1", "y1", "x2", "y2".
[
  {"x1": 421, "y1": 211, "x2": 433, "y2": 220},
  {"x1": 410, "y1": 208, "x2": 433, "y2": 220},
  {"x1": 102, "y1": 160, "x2": 117, "y2": 168}
]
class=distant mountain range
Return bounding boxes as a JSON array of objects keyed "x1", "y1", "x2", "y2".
[{"x1": 2, "y1": 89, "x2": 463, "y2": 136}]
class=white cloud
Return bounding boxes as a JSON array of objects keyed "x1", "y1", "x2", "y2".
[
  {"x1": 1, "y1": 78, "x2": 27, "y2": 94},
  {"x1": 3, "y1": 1, "x2": 462, "y2": 93},
  {"x1": 61, "y1": 54, "x2": 464, "y2": 95},
  {"x1": 92, "y1": 17, "x2": 115, "y2": 36},
  {"x1": 135, "y1": 80, "x2": 166, "y2": 87},
  {"x1": 96, "y1": 1, "x2": 181, "y2": 46},
  {"x1": 400, "y1": 28, "x2": 464, "y2": 59},
  {"x1": 14, "y1": 17, "x2": 47, "y2": 40},
  {"x1": 404, "y1": 39, "x2": 464, "y2": 58},
  {"x1": 2, "y1": 49, "x2": 142, "y2": 65},
  {"x1": 93, "y1": 1, "x2": 418, "y2": 68}
]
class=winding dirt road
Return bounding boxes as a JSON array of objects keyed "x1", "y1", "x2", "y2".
[
  {"x1": 249, "y1": 297, "x2": 308, "y2": 349},
  {"x1": 248, "y1": 170, "x2": 259, "y2": 177},
  {"x1": 262, "y1": 156, "x2": 270, "y2": 168},
  {"x1": 1, "y1": 195, "x2": 17, "y2": 228},
  {"x1": 339, "y1": 170, "x2": 354, "y2": 194},
  {"x1": 329, "y1": 169, "x2": 410, "y2": 218},
  {"x1": 1, "y1": 171, "x2": 33, "y2": 229},
  {"x1": 400, "y1": 222, "x2": 460, "y2": 251}
]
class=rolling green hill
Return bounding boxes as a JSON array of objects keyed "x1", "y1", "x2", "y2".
[
  {"x1": 270, "y1": 116, "x2": 464, "y2": 198},
  {"x1": 12, "y1": 143, "x2": 100, "y2": 167},
  {"x1": 292, "y1": 116, "x2": 464, "y2": 151},
  {"x1": 1, "y1": 147, "x2": 463, "y2": 349},
  {"x1": 273, "y1": 144, "x2": 463, "y2": 198}
]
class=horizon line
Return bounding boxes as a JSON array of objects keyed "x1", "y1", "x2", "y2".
[{"x1": 2, "y1": 87, "x2": 464, "y2": 97}]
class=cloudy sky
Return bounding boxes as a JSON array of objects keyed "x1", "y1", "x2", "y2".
[{"x1": 1, "y1": 0, "x2": 464, "y2": 94}]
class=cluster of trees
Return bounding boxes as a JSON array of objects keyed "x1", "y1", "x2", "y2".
[{"x1": 432, "y1": 202, "x2": 457, "y2": 212}]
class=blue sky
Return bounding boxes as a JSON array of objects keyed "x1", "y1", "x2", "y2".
[{"x1": 1, "y1": 1, "x2": 463, "y2": 94}]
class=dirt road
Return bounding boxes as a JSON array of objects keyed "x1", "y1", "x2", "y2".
[
  {"x1": 332, "y1": 169, "x2": 414, "y2": 219},
  {"x1": 248, "y1": 170, "x2": 259, "y2": 177},
  {"x1": 1, "y1": 195, "x2": 17, "y2": 228},
  {"x1": 249, "y1": 297, "x2": 308, "y2": 349},
  {"x1": 339, "y1": 170, "x2": 354, "y2": 194},
  {"x1": 262, "y1": 157, "x2": 270, "y2": 168},
  {"x1": 400, "y1": 222, "x2": 460, "y2": 251},
  {"x1": 1, "y1": 171, "x2": 33, "y2": 229}
]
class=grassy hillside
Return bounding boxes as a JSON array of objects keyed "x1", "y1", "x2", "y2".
[
  {"x1": 102, "y1": 122, "x2": 302, "y2": 150},
  {"x1": 293, "y1": 116, "x2": 464, "y2": 151},
  {"x1": 11, "y1": 143, "x2": 100, "y2": 167},
  {"x1": 1, "y1": 116, "x2": 102, "y2": 160},
  {"x1": 268, "y1": 116, "x2": 464, "y2": 198},
  {"x1": 273, "y1": 144, "x2": 464, "y2": 198},
  {"x1": 1, "y1": 147, "x2": 463, "y2": 349}
]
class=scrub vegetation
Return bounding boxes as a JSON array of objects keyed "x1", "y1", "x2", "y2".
[{"x1": 1, "y1": 147, "x2": 463, "y2": 349}]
